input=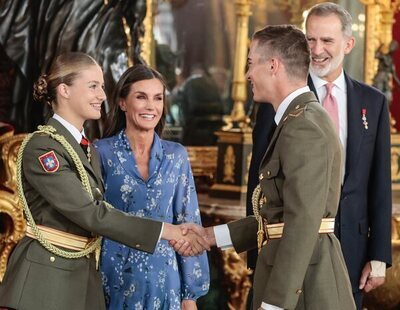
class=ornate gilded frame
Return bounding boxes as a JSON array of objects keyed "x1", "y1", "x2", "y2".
[{"x1": 361, "y1": 0, "x2": 400, "y2": 85}]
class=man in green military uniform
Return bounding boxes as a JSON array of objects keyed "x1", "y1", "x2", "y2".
[{"x1": 181, "y1": 25, "x2": 356, "y2": 309}]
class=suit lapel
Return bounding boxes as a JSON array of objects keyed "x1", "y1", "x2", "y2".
[
  {"x1": 307, "y1": 75, "x2": 319, "y2": 101},
  {"x1": 344, "y1": 73, "x2": 363, "y2": 182},
  {"x1": 48, "y1": 118, "x2": 102, "y2": 187}
]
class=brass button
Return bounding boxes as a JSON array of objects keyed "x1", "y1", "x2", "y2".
[
  {"x1": 296, "y1": 289, "x2": 302, "y2": 295},
  {"x1": 50, "y1": 256, "x2": 55, "y2": 262},
  {"x1": 259, "y1": 173, "x2": 264, "y2": 180},
  {"x1": 135, "y1": 244, "x2": 141, "y2": 248},
  {"x1": 95, "y1": 188, "x2": 102, "y2": 196},
  {"x1": 267, "y1": 171, "x2": 271, "y2": 176}
]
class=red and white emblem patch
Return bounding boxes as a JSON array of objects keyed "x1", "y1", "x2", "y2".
[{"x1": 38, "y1": 151, "x2": 60, "y2": 173}]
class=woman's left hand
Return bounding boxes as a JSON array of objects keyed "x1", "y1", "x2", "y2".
[{"x1": 181, "y1": 299, "x2": 197, "y2": 310}]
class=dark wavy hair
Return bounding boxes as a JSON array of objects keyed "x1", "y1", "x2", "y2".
[{"x1": 103, "y1": 64, "x2": 168, "y2": 138}]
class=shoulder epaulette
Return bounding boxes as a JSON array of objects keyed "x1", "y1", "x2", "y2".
[{"x1": 283, "y1": 104, "x2": 307, "y2": 122}]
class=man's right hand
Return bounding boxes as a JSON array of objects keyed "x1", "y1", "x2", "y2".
[
  {"x1": 163, "y1": 223, "x2": 211, "y2": 256},
  {"x1": 169, "y1": 224, "x2": 216, "y2": 255}
]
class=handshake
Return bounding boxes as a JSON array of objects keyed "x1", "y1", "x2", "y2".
[{"x1": 162, "y1": 223, "x2": 216, "y2": 256}]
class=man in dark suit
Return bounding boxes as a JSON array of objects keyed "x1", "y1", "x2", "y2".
[{"x1": 247, "y1": 3, "x2": 392, "y2": 309}]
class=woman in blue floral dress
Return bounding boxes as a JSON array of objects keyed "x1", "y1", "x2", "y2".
[{"x1": 94, "y1": 64, "x2": 209, "y2": 310}]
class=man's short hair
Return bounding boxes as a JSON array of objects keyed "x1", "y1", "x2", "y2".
[
  {"x1": 306, "y1": 2, "x2": 353, "y2": 37},
  {"x1": 253, "y1": 24, "x2": 310, "y2": 81}
]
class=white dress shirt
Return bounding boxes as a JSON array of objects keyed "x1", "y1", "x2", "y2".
[
  {"x1": 52, "y1": 113, "x2": 86, "y2": 143},
  {"x1": 309, "y1": 71, "x2": 348, "y2": 172}
]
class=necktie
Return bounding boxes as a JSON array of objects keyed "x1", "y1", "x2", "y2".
[
  {"x1": 322, "y1": 83, "x2": 339, "y2": 133},
  {"x1": 80, "y1": 136, "x2": 91, "y2": 161}
]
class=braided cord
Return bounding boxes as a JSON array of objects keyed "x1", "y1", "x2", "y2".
[
  {"x1": 16, "y1": 125, "x2": 101, "y2": 259},
  {"x1": 252, "y1": 184, "x2": 267, "y2": 253}
]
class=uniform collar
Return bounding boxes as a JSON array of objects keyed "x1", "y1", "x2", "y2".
[
  {"x1": 274, "y1": 86, "x2": 310, "y2": 125},
  {"x1": 52, "y1": 113, "x2": 86, "y2": 143}
]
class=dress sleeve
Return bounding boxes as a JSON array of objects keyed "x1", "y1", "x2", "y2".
[{"x1": 173, "y1": 147, "x2": 210, "y2": 300}]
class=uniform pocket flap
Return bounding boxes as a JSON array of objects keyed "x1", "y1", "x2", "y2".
[
  {"x1": 26, "y1": 241, "x2": 79, "y2": 271},
  {"x1": 262, "y1": 159, "x2": 280, "y2": 179}
]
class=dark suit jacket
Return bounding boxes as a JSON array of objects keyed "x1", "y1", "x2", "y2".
[
  {"x1": 0, "y1": 118, "x2": 163, "y2": 310},
  {"x1": 247, "y1": 73, "x2": 392, "y2": 292}
]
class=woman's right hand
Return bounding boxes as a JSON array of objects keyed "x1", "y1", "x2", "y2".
[{"x1": 162, "y1": 223, "x2": 210, "y2": 256}]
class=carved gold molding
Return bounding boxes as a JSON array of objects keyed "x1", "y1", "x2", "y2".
[
  {"x1": 140, "y1": 0, "x2": 155, "y2": 66},
  {"x1": 223, "y1": 0, "x2": 252, "y2": 131},
  {"x1": 223, "y1": 145, "x2": 236, "y2": 183},
  {"x1": 272, "y1": 0, "x2": 326, "y2": 28},
  {"x1": 222, "y1": 249, "x2": 252, "y2": 310},
  {"x1": 0, "y1": 132, "x2": 27, "y2": 282},
  {"x1": 361, "y1": 0, "x2": 400, "y2": 85},
  {"x1": 0, "y1": 190, "x2": 25, "y2": 282}
]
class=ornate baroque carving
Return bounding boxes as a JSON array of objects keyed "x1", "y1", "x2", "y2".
[
  {"x1": 222, "y1": 249, "x2": 252, "y2": 310},
  {"x1": 360, "y1": 0, "x2": 400, "y2": 85},
  {"x1": 0, "y1": 132, "x2": 26, "y2": 282}
]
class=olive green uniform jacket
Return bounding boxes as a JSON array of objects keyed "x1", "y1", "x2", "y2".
[
  {"x1": 0, "y1": 118, "x2": 163, "y2": 310},
  {"x1": 228, "y1": 92, "x2": 356, "y2": 310}
]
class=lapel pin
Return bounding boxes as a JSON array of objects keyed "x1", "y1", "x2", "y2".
[{"x1": 362, "y1": 108, "x2": 368, "y2": 130}]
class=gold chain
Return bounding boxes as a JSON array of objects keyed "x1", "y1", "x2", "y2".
[
  {"x1": 252, "y1": 184, "x2": 267, "y2": 253},
  {"x1": 16, "y1": 125, "x2": 102, "y2": 259}
]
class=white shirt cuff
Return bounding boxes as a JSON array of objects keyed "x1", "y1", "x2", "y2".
[
  {"x1": 370, "y1": 260, "x2": 386, "y2": 277},
  {"x1": 213, "y1": 224, "x2": 234, "y2": 249},
  {"x1": 261, "y1": 302, "x2": 283, "y2": 310},
  {"x1": 157, "y1": 222, "x2": 164, "y2": 242}
]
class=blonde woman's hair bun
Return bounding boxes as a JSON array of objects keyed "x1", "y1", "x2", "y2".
[{"x1": 33, "y1": 74, "x2": 52, "y2": 106}]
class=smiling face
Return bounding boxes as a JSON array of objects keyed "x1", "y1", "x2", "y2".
[
  {"x1": 120, "y1": 78, "x2": 164, "y2": 133},
  {"x1": 57, "y1": 64, "x2": 106, "y2": 129},
  {"x1": 246, "y1": 40, "x2": 272, "y2": 103},
  {"x1": 306, "y1": 13, "x2": 354, "y2": 82}
]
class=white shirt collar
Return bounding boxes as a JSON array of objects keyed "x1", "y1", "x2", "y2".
[
  {"x1": 274, "y1": 86, "x2": 310, "y2": 125},
  {"x1": 309, "y1": 70, "x2": 346, "y2": 93},
  {"x1": 52, "y1": 113, "x2": 86, "y2": 144}
]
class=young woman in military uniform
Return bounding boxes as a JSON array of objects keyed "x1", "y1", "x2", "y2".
[{"x1": 0, "y1": 52, "x2": 209, "y2": 310}]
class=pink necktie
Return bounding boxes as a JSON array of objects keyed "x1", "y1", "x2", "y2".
[{"x1": 323, "y1": 83, "x2": 339, "y2": 133}]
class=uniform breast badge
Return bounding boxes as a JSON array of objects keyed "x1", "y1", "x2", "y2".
[
  {"x1": 362, "y1": 108, "x2": 368, "y2": 130},
  {"x1": 38, "y1": 151, "x2": 60, "y2": 172}
]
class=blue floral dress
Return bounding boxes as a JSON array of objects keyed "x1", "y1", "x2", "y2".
[{"x1": 94, "y1": 131, "x2": 209, "y2": 310}]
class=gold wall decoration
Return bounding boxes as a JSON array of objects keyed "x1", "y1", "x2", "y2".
[
  {"x1": 140, "y1": 0, "x2": 155, "y2": 66},
  {"x1": 222, "y1": 249, "x2": 252, "y2": 310},
  {"x1": 272, "y1": 0, "x2": 326, "y2": 28},
  {"x1": 186, "y1": 146, "x2": 218, "y2": 181},
  {"x1": 0, "y1": 132, "x2": 27, "y2": 282},
  {"x1": 223, "y1": 145, "x2": 236, "y2": 183},
  {"x1": 222, "y1": 0, "x2": 252, "y2": 131},
  {"x1": 361, "y1": 0, "x2": 400, "y2": 85},
  {"x1": 122, "y1": 17, "x2": 133, "y2": 67}
]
